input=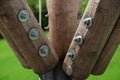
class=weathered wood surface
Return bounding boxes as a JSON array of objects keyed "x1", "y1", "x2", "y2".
[
  {"x1": 47, "y1": 0, "x2": 82, "y2": 60},
  {"x1": 92, "y1": 17, "x2": 120, "y2": 75},
  {"x1": 0, "y1": 0, "x2": 58, "y2": 74},
  {"x1": 63, "y1": 0, "x2": 120, "y2": 79},
  {"x1": 0, "y1": 20, "x2": 31, "y2": 69},
  {"x1": 40, "y1": 0, "x2": 82, "y2": 80}
]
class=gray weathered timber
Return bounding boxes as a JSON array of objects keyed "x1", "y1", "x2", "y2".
[{"x1": 40, "y1": 62, "x2": 72, "y2": 80}]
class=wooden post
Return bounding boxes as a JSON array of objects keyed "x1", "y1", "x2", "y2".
[
  {"x1": 47, "y1": 0, "x2": 82, "y2": 60},
  {"x1": 63, "y1": 0, "x2": 120, "y2": 79},
  {"x1": 0, "y1": 0, "x2": 58, "y2": 74},
  {"x1": 92, "y1": 17, "x2": 120, "y2": 75},
  {"x1": 42, "y1": 0, "x2": 82, "y2": 80}
]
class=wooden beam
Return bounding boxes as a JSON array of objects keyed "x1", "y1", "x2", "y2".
[
  {"x1": 0, "y1": 20, "x2": 31, "y2": 69},
  {"x1": 0, "y1": 0, "x2": 58, "y2": 74},
  {"x1": 41, "y1": 0, "x2": 82, "y2": 80},
  {"x1": 47, "y1": 0, "x2": 82, "y2": 60},
  {"x1": 92, "y1": 17, "x2": 120, "y2": 75},
  {"x1": 63, "y1": 0, "x2": 120, "y2": 79}
]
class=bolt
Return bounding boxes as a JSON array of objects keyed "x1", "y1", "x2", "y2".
[
  {"x1": 74, "y1": 33, "x2": 83, "y2": 46},
  {"x1": 66, "y1": 65, "x2": 73, "y2": 76},
  {"x1": 28, "y1": 28, "x2": 39, "y2": 41},
  {"x1": 44, "y1": 26, "x2": 49, "y2": 30},
  {"x1": 18, "y1": 9, "x2": 29, "y2": 22},
  {"x1": 67, "y1": 49, "x2": 76, "y2": 61},
  {"x1": 83, "y1": 16, "x2": 92, "y2": 28},
  {"x1": 45, "y1": 14, "x2": 49, "y2": 18},
  {"x1": 39, "y1": 45, "x2": 49, "y2": 57}
]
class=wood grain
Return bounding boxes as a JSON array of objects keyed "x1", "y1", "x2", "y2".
[
  {"x1": 63, "y1": 0, "x2": 120, "y2": 79},
  {"x1": 47, "y1": 0, "x2": 82, "y2": 60},
  {"x1": 0, "y1": 19, "x2": 31, "y2": 69},
  {"x1": 41, "y1": 0, "x2": 82, "y2": 80},
  {"x1": 0, "y1": 0, "x2": 58, "y2": 74},
  {"x1": 92, "y1": 17, "x2": 120, "y2": 75}
]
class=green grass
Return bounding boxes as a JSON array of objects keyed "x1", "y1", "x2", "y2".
[
  {"x1": 0, "y1": 39, "x2": 39, "y2": 80},
  {"x1": 88, "y1": 46, "x2": 120, "y2": 80},
  {"x1": 0, "y1": 37, "x2": 120, "y2": 80}
]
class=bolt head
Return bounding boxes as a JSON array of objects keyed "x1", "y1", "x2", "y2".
[
  {"x1": 39, "y1": 45, "x2": 49, "y2": 57},
  {"x1": 44, "y1": 26, "x2": 49, "y2": 30},
  {"x1": 67, "y1": 49, "x2": 76, "y2": 61},
  {"x1": 45, "y1": 14, "x2": 49, "y2": 18},
  {"x1": 18, "y1": 9, "x2": 29, "y2": 22},
  {"x1": 83, "y1": 16, "x2": 92, "y2": 28},
  {"x1": 28, "y1": 28, "x2": 39, "y2": 41},
  {"x1": 74, "y1": 33, "x2": 83, "y2": 46}
]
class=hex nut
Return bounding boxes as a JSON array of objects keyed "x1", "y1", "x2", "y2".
[
  {"x1": 74, "y1": 33, "x2": 83, "y2": 46},
  {"x1": 83, "y1": 16, "x2": 92, "y2": 28},
  {"x1": 39, "y1": 45, "x2": 49, "y2": 57},
  {"x1": 67, "y1": 49, "x2": 76, "y2": 61},
  {"x1": 28, "y1": 28, "x2": 39, "y2": 41},
  {"x1": 18, "y1": 9, "x2": 30, "y2": 23}
]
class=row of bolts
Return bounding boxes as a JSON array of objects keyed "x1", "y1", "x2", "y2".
[
  {"x1": 67, "y1": 16, "x2": 92, "y2": 61},
  {"x1": 18, "y1": 9, "x2": 92, "y2": 60},
  {"x1": 18, "y1": 9, "x2": 49, "y2": 57}
]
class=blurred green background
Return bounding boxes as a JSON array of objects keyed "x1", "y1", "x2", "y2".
[{"x1": 0, "y1": 0, "x2": 120, "y2": 80}]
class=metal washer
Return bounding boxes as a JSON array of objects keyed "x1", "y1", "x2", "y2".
[
  {"x1": 39, "y1": 45, "x2": 50, "y2": 57},
  {"x1": 28, "y1": 28, "x2": 39, "y2": 41},
  {"x1": 18, "y1": 9, "x2": 30, "y2": 23}
]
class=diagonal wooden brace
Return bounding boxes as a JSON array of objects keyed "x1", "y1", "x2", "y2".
[
  {"x1": 0, "y1": 21, "x2": 31, "y2": 68},
  {"x1": 63, "y1": 0, "x2": 120, "y2": 79},
  {"x1": 92, "y1": 17, "x2": 120, "y2": 75},
  {"x1": 0, "y1": 0, "x2": 58, "y2": 74}
]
